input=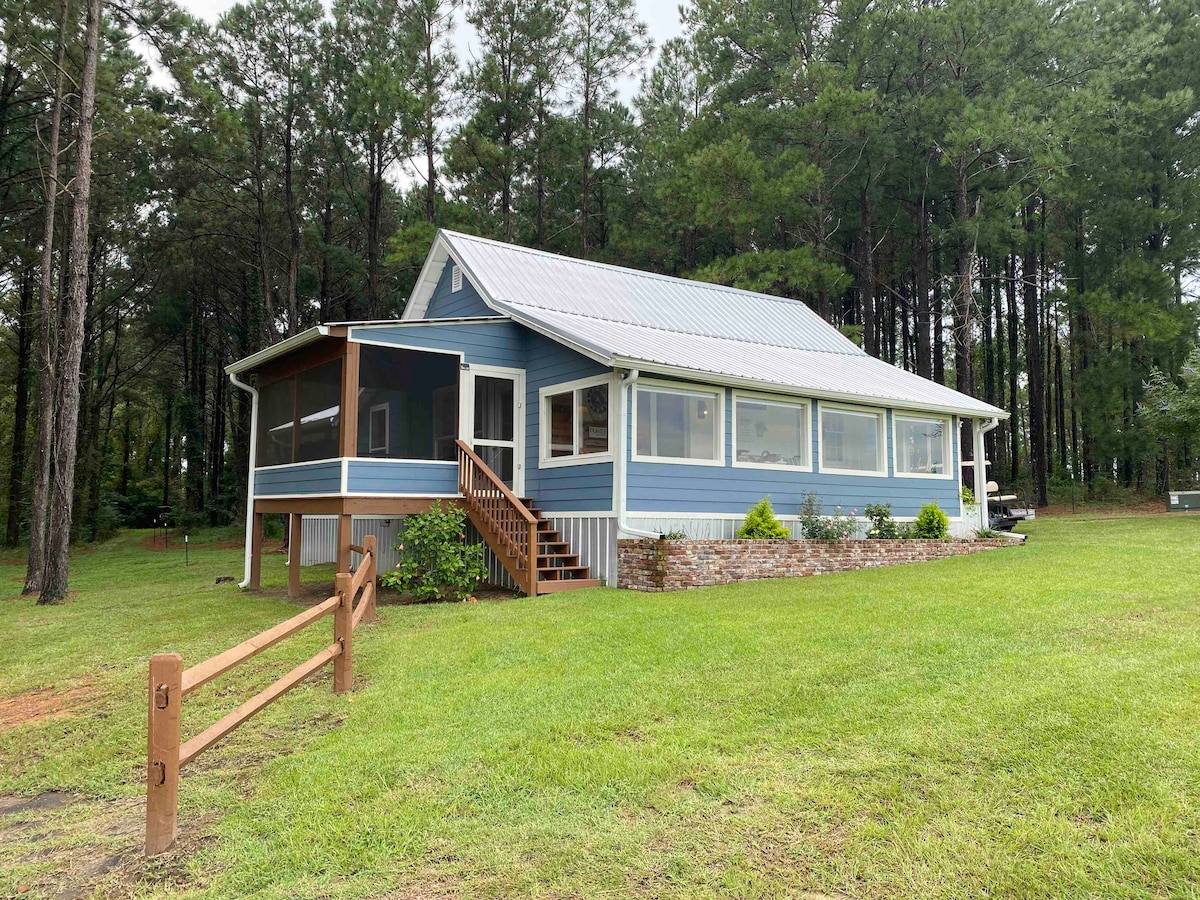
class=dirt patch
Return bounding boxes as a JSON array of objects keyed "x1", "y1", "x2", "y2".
[{"x1": 0, "y1": 682, "x2": 96, "y2": 734}]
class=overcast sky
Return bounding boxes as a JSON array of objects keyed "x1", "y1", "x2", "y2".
[{"x1": 175, "y1": 0, "x2": 688, "y2": 100}]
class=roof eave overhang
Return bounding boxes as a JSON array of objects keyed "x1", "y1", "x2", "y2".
[
  {"x1": 225, "y1": 326, "x2": 331, "y2": 376},
  {"x1": 611, "y1": 356, "x2": 1009, "y2": 420}
]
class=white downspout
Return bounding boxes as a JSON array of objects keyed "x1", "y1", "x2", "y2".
[
  {"x1": 615, "y1": 368, "x2": 663, "y2": 540},
  {"x1": 973, "y1": 416, "x2": 1000, "y2": 532},
  {"x1": 229, "y1": 371, "x2": 259, "y2": 587}
]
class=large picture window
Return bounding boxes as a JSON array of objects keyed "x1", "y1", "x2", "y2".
[
  {"x1": 894, "y1": 414, "x2": 950, "y2": 477},
  {"x1": 734, "y1": 393, "x2": 810, "y2": 470},
  {"x1": 540, "y1": 377, "x2": 611, "y2": 465},
  {"x1": 819, "y1": 405, "x2": 886, "y2": 475},
  {"x1": 634, "y1": 383, "x2": 722, "y2": 464}
]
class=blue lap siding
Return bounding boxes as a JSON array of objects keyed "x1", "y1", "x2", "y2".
[
  {"x1": 255, "y1": 461, "x2": 342, "y2": 496},
  {"x1": 423, "y1": 258, "x2": 499, "y2": 319},
  {"x1": 349, "y1": 320, "x2": 523, "y2": 368},
  {"x1": 523, "y1": 330, "x2": 614, "y2": 512},
  {"x1": 347, "y1": 460, "x2": 458, "y2": 495}
]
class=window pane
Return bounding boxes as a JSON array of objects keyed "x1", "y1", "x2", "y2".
[
  {"x1": 478, "y1": 444, "x2": 514, "y2": 487},
  {"x1": 296, "y1": 360, "x2": 342, "y2": 462},
  {"x1": 548, "y1": 392, "x2": 574, "y2": 457},
  {"x1": 736, "y1": 399, "x2": 806, "y2": 467},
  {"x1": 475, "y1": 376, "x2": 514, "y2": 442},
  {"x1": 636, "y1": 387, "x2": 718, "y2": 461},
  {"x1": 356, "y1": 346, "x2": 459, "y2": 460},
  {"x1": 895, "y1": 416, "x2": 946, "y2": 474},
  {"x1": 258, "y1": 377, "x2": 295, "y2": 466},
  {"x1": 579, "y1": 384, "x2": 609, "y2": 454},
  {"x1": 822, "y1": 409, "x2": 882, "y2": 472}
]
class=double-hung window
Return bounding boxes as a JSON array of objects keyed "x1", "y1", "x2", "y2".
[
  {"x1": 540, "y1": 376, "x2": 612, "y2": 465},
  {"x1": 819, "y1": 404, "x2": 886, "y2": 475},
  {"x1": 893, "y1": 413, "x2": 951, "y2": 477},
  {"x1": 634, "y1": 383, "x2": 723, "y2": 465},
  {"x1": 733, "y1": 393, "x2": 810, "y2": 470}
]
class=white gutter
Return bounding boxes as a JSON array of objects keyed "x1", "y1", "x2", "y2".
[
  {"x1": 614, "y1": 368, "x2": 663, "y2": 540},
  {"x1": 229, "y1": 371, "x2": 259, "y2": 587},
  {"x1": 973, "y1": 417, "x2": 1001, "y2": 532}
]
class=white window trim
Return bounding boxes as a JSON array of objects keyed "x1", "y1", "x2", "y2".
[
  {"x1": 817, "y1": 402, "x2": 888, "y2": 478},
  {"x1": 367, "y1": 403, "x2": 390, "y2": 454},
  {"x1": 538, "y1": 374, "x2": 615, "y2": 468},
  {"x1": 631, "y1": 378, "x2": 726, "y2": 468},
  {"x1": 892, "y1": 412, "x2": 954, "y2": 480},
  {"x1": 731, "y1": 390, "x2": 813, "y2": 473}
]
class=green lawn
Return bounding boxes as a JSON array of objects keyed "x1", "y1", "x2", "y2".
[{"x1": 2, "y1": 516, "x2": 1199, "y2": 898}]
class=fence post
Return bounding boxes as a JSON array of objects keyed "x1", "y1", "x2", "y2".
[
  {"x1": 146, "y1": 652, "x2": 182, "y2": 856},
  {"x1": 334, "y1": 572, "x2": 353, "y2": 693},
  {"x1": 363, "y1": 535, "x2": 378, "y2": 622}
]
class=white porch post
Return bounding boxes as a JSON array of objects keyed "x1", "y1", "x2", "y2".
[{"x1": 972, "y1": 418, "x2": 989, "y2": 532}]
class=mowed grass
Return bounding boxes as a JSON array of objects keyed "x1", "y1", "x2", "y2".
[{"x1": 2, "y1": 516, "x2": 1200, "y2": 898}]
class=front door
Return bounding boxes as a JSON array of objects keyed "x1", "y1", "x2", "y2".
[{"x1": 462, "y1": 366, "x2": 524, "y2": 494}]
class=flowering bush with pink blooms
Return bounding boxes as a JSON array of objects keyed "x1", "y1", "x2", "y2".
[
  {"x1": 798, "y1": 492, "x2": 856, "y2": 540},
  {"x1": 379, "y1": 500, "x2": 487, "y2": 602}
]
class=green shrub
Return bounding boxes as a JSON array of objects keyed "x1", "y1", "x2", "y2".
[
  {"x1": 661, "y1": 530, "x2": 689, "y2": 541},
  {"x1": 798, "y1": 492, "x2": 856, "y2": 540},
  {"x1": 737, "y1": 497, "x2": 789, "y2": 539},
  {"x1": 864, "y1": 502, "x2": 900, "y2": 539},
  {"x1": 379, "y1": 501, "x2": 488, "y2": 601},
  {"x1": 911, "y1": 502, "x2": 950, "y2": 539}
]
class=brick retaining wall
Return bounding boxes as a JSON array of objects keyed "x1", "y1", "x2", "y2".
[{"x1": 617, "y1": 537, "x2": 1019, "y2": 591}]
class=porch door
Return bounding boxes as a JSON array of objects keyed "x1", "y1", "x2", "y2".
[{"x1": 463, "y1": 366, "x2": 524, "y2": 495}]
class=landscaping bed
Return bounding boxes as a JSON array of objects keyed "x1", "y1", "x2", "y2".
[{"x1": 618, "y1": 536, "x2": 1021, "y2": 591}]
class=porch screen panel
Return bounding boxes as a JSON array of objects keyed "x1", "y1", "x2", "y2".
[
  {"x1": 357, "y1": 345, "x2": 459, "y2": 460},
  {"x1": 258, "y1": 377, "x2": 295, "y2": 466},
  {"x1": 474, "y1": 376, "x2": 514, "y2": 442},
  {"x1": 296, "y1": 360, "x2": 343, "y2": 462}
]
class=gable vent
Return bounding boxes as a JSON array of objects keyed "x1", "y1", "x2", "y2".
[{"x1": 451, "y1": 265, "x2": 463, "y2": 292}]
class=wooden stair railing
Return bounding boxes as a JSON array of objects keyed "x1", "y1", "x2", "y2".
[{"x1": 456, "y1": 439, "x2": 540, "y2": 595}]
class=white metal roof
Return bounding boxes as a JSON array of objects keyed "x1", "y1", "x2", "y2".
[{"x1": 408, "y1": 230, "x2": 1006, "y2": 419}]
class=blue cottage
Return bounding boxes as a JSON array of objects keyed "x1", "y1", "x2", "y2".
[{"x1": 227, "y1": 230, "x2": 1006, "y2": 595}]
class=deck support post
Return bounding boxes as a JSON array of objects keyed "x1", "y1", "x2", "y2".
[
  {"x1": 288, "y1": 513, "x2": 303, "y2": 598},
  {"x1": 249, "y1": 511, "x2": 264, "y2": 590},
  {"x1": 146, "y1": 652, "x2": 182, "y2": 856}
]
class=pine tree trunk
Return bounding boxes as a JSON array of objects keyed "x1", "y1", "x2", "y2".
[
  {"x1": 1023, "y1": 202, "x2": 1048, "y2": 507},
  {"x1": 859, "y1": 187, "x2": 877, "y2": 357},
  {"x1": 914, "y1": 199, "x2": 931, "y2": 378},
  {"x1": 40, "y1": 0, "x2": 102, "y2": 604},
  {"x1": 24, "y1": 0, "x2": 68, "y2": 593},
  {"x1": 6, "y1": 268, "x2": 33, "y2": 547},
  {"x1": 1005, "y1": 254, "x2": 1020, "y2": 487}
]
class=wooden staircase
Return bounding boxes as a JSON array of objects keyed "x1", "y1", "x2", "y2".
[{"x1": 456, "y1": 440, "x2": 602, "y2": 595}]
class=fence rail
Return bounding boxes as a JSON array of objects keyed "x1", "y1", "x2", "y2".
[{"x1": 145, "y1": 534, "x2": 377, "y2": 856}]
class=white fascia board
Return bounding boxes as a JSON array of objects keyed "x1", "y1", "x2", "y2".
[
  {"x1": 402, "y1": 232, "x2": 453, "y2": 320},
  {"x1": 610, "y1": 356, "x2": 1009, "y2": 420},
  {"x1": 225, "y1": 326, "x2": 330, "y2": 376}
]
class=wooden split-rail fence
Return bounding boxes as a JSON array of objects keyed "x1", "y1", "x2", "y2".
[{"x1": 145, "y1": 534, "x2": 378, "y2": 856}]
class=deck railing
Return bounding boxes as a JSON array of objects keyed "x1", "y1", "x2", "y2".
[
  {"x1": 145, "y1": 535, "x2": 377, "y2": 856},
  {"x1": 456, "y1": 438, "x2": 539, "y2": 595}
]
